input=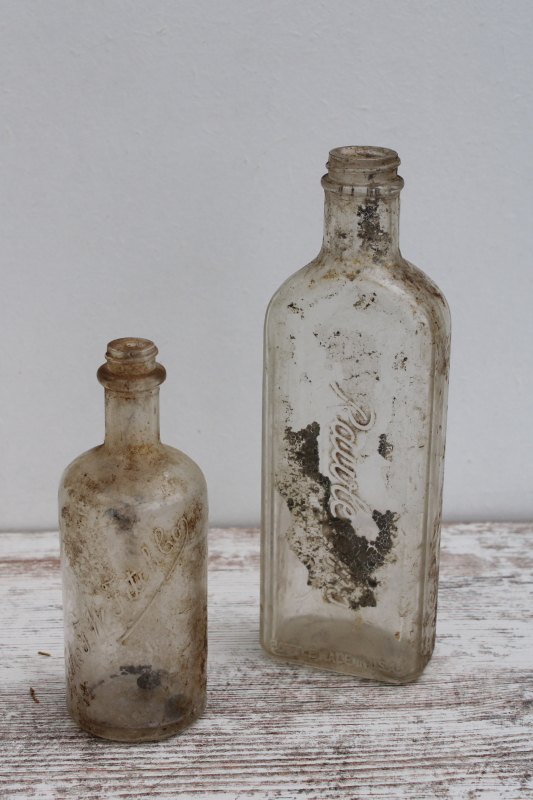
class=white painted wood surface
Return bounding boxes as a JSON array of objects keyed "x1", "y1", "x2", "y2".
[{"x1": 1, "y1": 524, "x2": 532, "y2": 799}]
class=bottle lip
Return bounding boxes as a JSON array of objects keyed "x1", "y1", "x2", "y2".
[
  {"x1": 323, "y1": 145, "x2": 404, "y2": 194},
  {"x1": 97, "y1": 363, "x2": 166, "y2": 392},
  {"x1": 98, "y1": 337, "x2": 166, "y2": 391},
  {"x1": 328, "y1": 145, "x2": 400, "y2": 171}
]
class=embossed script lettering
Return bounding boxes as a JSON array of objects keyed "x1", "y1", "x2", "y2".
[
  {"x1": 328, "y1": 381, "x2": 374, "y2": 521},
  {"x1": 117, "y1": 516, "x2": 205, "y2": 644},
  {"x1": 277, "y1": 382, "x2": 399, "y2": 610}
]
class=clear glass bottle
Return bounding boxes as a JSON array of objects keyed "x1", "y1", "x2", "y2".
[
  {"x1": 261, "y1": 147, "x2": 450, "y2": 684},
  {"x1": 59, "y1": 338, "x2": 208, "y2": 741}
]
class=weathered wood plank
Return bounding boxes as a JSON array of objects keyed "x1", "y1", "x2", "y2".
[{"x1": 0, "y1": 524, "x2": 532, "y2": 799}]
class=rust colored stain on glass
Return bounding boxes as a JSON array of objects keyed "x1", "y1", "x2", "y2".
[{"x1": 59, "y1": 338, "x2": 208, "y2": 741}]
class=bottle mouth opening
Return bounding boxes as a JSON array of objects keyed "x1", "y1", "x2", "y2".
[
  {"x1": 324, "y1": 145, "x2": 403, "y2": 192},
  {"x1": 329, "y1": 146, "x2": 400, "y2": 169}
]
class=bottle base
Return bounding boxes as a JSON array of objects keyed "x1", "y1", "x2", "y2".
[
  {"x1": 71, "y1": 698, "x2": 206, "y2": 742},
  {"x1": 262, "y1": 616, "x2": 432, "y2": 684}
]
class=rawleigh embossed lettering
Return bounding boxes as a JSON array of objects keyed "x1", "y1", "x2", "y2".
[
  {"x1": 278, "y1": 382, "x2": 399, "y2": 610},
  {"x1": 328, "y1": 381, "x2": 374, "y2": 521}
]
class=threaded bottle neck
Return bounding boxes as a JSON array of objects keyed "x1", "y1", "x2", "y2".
[
  {"x1": 321, "y1": 146, "x2": 403, "y2": 263},
  {"x1": 322, "y1": 146, "x2": 404, "y2": 196}
]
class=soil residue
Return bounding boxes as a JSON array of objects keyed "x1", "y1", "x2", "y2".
[
  {"x1": 119, "y1": 664, "x2": 164, "y2": 690},
  {"x1": 357, "y1": 199, "x2": 391, "y2": 262},
  {"x1": 378, "y1": 433, "x2": 393, "y2": 461},
  {"x1": 277, "y1": 422, "x2": 398, "y2": 609},
  {"x1": 105, "y1": 507, "x2": 139, "y2": 531}
]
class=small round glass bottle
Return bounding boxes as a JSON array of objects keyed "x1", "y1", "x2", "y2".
[{"x1": 59, "y1": 338, "x2": 208, "y2": 741}]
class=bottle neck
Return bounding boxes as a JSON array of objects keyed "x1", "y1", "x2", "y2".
[
  {"x1": 320, "y1": 145, "x2": 403, "y2": 264},
  {"x1": 104, "y1": 388, "x2": 161, "y2": 449},
  {"x1": 322, "y1": 188, "x2": 400, "y2": 263}
]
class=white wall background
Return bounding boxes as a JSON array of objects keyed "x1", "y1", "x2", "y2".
[{"x1": 0, "y1": 0, "x2": 531, "y2": 529}]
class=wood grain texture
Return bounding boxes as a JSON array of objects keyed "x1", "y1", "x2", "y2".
[{"x1": 0, "y1": 524, "x2": 532, "y2": 799}]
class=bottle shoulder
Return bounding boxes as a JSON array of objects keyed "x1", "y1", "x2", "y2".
[
  {"x1": 59, "y1": 442, "x2": 206, "y2": 509},
  {"x1": 393, "y1": 257, "x2": 451, "y2": 336},
  {"x1": 265, "y1": 253, "x2": 450, "y2": 341}
]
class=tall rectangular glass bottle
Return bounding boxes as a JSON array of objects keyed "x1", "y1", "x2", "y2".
[{"x1": 261, "y1": 147, "x2": 450, "y2": 684}]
